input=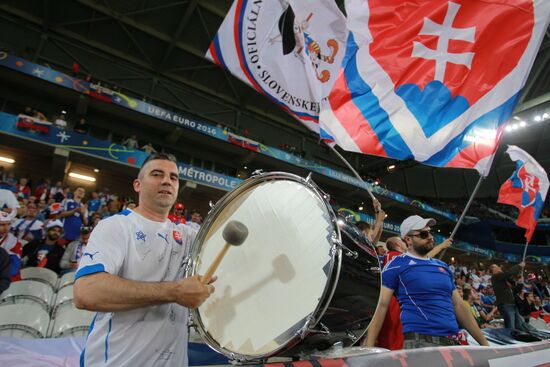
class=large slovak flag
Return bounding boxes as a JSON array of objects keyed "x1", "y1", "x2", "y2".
[
  {"x1": 321, "y1": 0, "x2": 550, "y2": 175},
  {"x1": 206, "y1": 0, "x2": 347, "y2": 134},
  {"x1": 498, "y1": 146, "x2": 549, "y2": 243}
]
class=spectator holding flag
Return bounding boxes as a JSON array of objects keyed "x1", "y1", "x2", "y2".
[{"x1": 497, "y1": 145, "x2": 549, "y2": 246}]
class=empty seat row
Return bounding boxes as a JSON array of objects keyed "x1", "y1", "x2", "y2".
[
  {"x1": 20, "y1": 268, "x2": 75, "y2": 291},
  {"x1": 1, "y1": 280, "x2": 76, "y2": 317},
  {"x1": 0, "y1": 303, "x2": 94, "y2": 338}
]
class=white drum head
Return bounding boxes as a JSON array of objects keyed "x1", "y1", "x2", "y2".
[{"x1": 192, "y1": 178, "x2": 335, "y2": 358}]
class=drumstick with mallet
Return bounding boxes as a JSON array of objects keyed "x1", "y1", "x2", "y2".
[{"x1": 201, "y1": 220, "x2": 248, "y2": 284}]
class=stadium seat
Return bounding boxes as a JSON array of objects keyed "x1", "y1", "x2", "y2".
[
  {"x1": 58, "y1": 271, "x2": 76, "y2": 290},
  {"x1": 0, "y1": 280, "x2": 55, "y2": 312},
  {"x1": 21, "y1": 267, "x2": 59, "y2": 290},
  {"x1": 0, "y1": 303, "x2": 50, "y2": 338},
  {"x1": 51, "y1": 285, "x2": 74, "y2": 318},
  {"x1": 49, "y1": 304, "x2": 94, "y2": 338}
]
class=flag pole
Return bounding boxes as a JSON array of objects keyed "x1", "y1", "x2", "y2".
[
  {"x1": 438, "y1": 175, "x2": 485, "y2": 259},
  {"x1": 325, "y1": 142, "x2": 376, "y2": 201},
  {"x1": 521, "y1": 240, "x2": 529, "y2": 265}
]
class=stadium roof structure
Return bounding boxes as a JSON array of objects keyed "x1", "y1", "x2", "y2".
[{"x1": 0, "y1": 0, "x2": 549, "y2": 202}]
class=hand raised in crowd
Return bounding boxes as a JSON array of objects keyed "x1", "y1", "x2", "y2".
[
  {"x1": 440, "y1": 238, "x2": 453, "y2": 249},
  {"x1": 376, "y1": 208, "x2": 386, "y2": 221},
  {"x1": 372, "y1": 198, "x2": 382, "y2": 213},
  {"x1": 170, "y1": 275, "x2": 215, "y2": 309}
]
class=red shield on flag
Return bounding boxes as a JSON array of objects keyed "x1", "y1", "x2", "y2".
[
  {"x1": 517, "y1": 166, "x2": 540, "y2": 208},
  {"x1": 368, "y1": 0, "x2": 534, "y2": 105}
]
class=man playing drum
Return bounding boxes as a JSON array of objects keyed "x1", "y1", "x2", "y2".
[{"x1": 74, "y1": 153, "x2": 215, "y2": 366}]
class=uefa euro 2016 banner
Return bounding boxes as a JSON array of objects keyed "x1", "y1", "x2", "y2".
[
  {"x1": 209, "y1": 0, "x2": 550, "y2": 176},
  {"x1": 0, "y1": 112, "x2": 242, "y2": 192}
]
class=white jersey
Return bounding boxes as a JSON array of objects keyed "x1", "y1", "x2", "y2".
[{"x1": 76, "y1": 209, "x2": 198, "y2": 367}]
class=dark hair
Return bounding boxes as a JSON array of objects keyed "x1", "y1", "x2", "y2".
[
  {"x1": 138, "y1": 153, "x2": 178, "y2": 178},
  {"x1": 141, "y1": 152, "x2": 177, "y2": 168},
  {"x1": 463, "y1": 287, "x2": 472, "y2": 301},
  {"x1": 356, "y1": 221, "x2": 371, "y2": 231}
]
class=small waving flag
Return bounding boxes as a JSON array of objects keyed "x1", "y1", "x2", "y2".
[{"x1": 498, "y1": 146, "x2": 549, "y2": 243}]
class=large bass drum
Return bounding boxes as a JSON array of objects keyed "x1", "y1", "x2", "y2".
[{"x1": 186, "y1": 172, "x2": 380, "y2": 362}]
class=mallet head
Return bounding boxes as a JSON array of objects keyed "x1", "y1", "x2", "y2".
[{"x1": 222, "y1": 220, "x2": 248, "y2": 246}]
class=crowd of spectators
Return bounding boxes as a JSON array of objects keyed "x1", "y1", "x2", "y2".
[
  {"x1": 0, "y1": 170, "x2": 204, "y2": 296},
  {"x1": 450, "y1": 261, "x2": 550, "y2": 329}
]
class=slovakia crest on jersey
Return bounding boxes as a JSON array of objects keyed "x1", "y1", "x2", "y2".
[
  {"x1": 321, "y1": 0, "x2": 550, "y2": 175},
  {"x1": 173, "y1": 230, "x2": 183, "y2": 246}
]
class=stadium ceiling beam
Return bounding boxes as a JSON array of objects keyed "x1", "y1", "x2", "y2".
[
  {"x1": 195, "y1": 6, "x2": 242, "y2": 105},
  {"x1": 518, "y1": 48, "x2": 550, "y2": 105},
  {"x1": 515, "y1": 91, "x2": 550, "y2": 114},
  {"x1": 100, "y1": 0, "x2": 154, "y2": 68},
  {"x1": 74, "y1": 0, "x2": 242, "y2": 104},
  {"x1": 157, "y1": 79, "x2": 191, "y2": 110},
  {"x1": 75, "y1": 0, "x2": 206, "y2": 61},
  {"x1": 165, "y1": 64, "x2": 216, "y2": 72},
  {"x1": 158, "y1": 0, "x2": 199, "y2": 71},
  {"x1": 197, "y1": 2, "x2": 227, "y2": 19},
  {"x1": 0, "y1": 5, "x2": 326, "y2": 138},
  {"x1": 48, "y1": 37, "x2": 94, "y2": 76},
  {"x1": 56, "y1": 2, "x2": 189, "y2": 27}
]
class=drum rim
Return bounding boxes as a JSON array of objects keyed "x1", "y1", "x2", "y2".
[{"x1": 186, "y1": 171, "x2": 342, "y2": 362}]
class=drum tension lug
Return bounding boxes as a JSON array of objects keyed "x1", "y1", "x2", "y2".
[
  {"x1": 346, "y1": 330, "x2": 358, "y2": 341},
  {"x1": 299, "y1": 314, "x2": 316, "y2": 338},
  {"x1": 332, "y1": 239, "x2": 358, "y2": 259},
  {"x1": 305, "y1": 322, "x2": 330, "y2": 337},
  {"x1": 251, "y1": 169, "x2": 264, "y2": 177}
]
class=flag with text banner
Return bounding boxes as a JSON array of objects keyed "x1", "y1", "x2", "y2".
[
  {"x1": 320, "y1": 0, "x2": 550, "y2": 176},
  {"x1": 206, "y1": 0, "x2": 348, "y2": 134},
  {"x1": 498, "y1": 145, "x2": 549, "y2": 243}
]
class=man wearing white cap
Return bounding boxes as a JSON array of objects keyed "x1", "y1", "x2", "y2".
[
  {"x1": 0, "y1": 211, "x2": 22, "y2": 280},
  {"x1": 365, "y1": 215, "x2": 488, "y2": 348}
]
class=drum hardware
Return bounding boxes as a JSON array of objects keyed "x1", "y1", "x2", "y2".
[
  {"x1": 332, "y1": 237, "x2": 359, "y2": 259},
  {"x1": 299, "y1": 314, "x2": 316, "y2": 339},
  {"x1": 251, "y1": 169, "x2": 264, "y2": 177},
  {"x1": 309, "y1": 322, "x2": 331, "y2": 336},
  {"x1": 346, "y1": 330, "x2": 359, "y2": 342}
]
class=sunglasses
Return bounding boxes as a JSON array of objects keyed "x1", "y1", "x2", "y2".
[
  {"x1": 409, "y1": 230, "x2": 432, "y2": 239},
  {"x1": 80, "y1": 226, "x2": 93, "y2": 234}
]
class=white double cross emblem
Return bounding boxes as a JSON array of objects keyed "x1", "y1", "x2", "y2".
[{"x1": 412, "y1": 2, "x2": 476, "y2": 81}]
